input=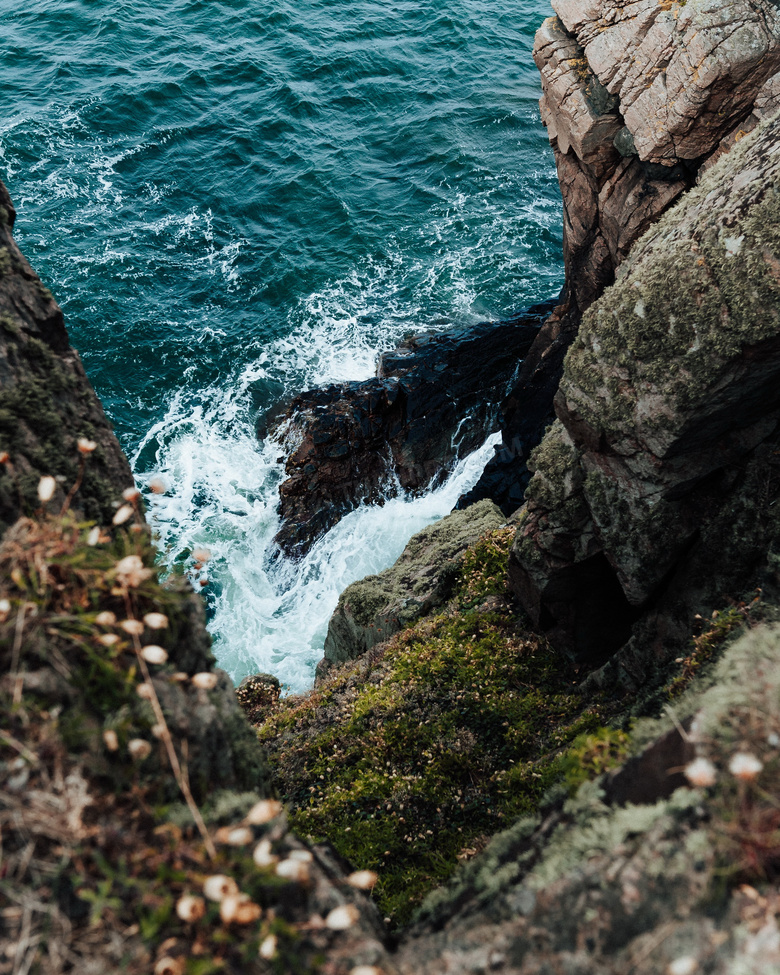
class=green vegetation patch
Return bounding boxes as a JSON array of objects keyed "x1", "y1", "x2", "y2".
[{"x1": 258, "y1": 529, "x2": 615, "y2": 925}]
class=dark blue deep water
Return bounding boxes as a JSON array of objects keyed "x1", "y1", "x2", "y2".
[{"x1": 0, "y1": 0, "x2": 562, "y2": 690}]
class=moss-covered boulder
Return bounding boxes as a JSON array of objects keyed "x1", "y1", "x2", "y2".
[
  {"x1": 258, "y1": 526, "x2": 619, "y2": 926},
  {"x1": 321, "y1": 499, "x2": 505, "y2": 675}
]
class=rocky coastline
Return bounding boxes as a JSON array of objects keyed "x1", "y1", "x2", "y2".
[{"x1": 4, "y1": 1, "x2": 780, "y2": 973}]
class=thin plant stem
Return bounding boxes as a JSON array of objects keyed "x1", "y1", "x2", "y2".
[
  {"x1": 122, "y1": 589, "x2": 217, "y2": 861},
  {"x1": 60, "y1": 455, "x2": 86, "y2": 517}
]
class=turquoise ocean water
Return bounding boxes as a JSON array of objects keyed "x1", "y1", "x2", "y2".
[{"x1": 0, "y1": 0, "x2": 562, "y2": 690}]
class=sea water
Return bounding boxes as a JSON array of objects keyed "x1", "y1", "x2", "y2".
[{"x1": 0, "y1": 0, "x2": 562, "y2": 691}]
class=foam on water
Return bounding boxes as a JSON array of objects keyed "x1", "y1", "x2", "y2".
[
  {"x1": 1, "y1": 0, "x2": 564, "y2": 692},
  {"x1": 134, "y1": 333, "x2": 501, "y2": 692}
]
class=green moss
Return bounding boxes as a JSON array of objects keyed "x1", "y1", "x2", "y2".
[
  {"x1": 259, "y1": 529, "x2": 617, "y2": 925},
  {"x1": 525, "y1": 421, "x2": 581, "y2": 509},
  {"x1": 562, "y1": 726, "x2": 632, "y2": 792}
]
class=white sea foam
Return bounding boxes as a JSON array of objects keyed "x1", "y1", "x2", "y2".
[{"x1": 136, "y1": 374, "x2": 499, "y2": 693}]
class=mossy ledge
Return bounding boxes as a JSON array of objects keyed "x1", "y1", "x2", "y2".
[{"x1": 256, "y1": 527, "x2": 627, "y2": 926}]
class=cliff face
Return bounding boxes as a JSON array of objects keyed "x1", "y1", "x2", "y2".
[
  {"x1": 536, "y1": 0, "x2": 780, "y2": 316},
  {"x1": 511, "y1": 109, "x2": 780, "y2": 682},
  {"x1": 465, "y1": 0, "x2": 780, "y2": 512},
  {"x1": 0, "y1": 182, "x2": 135, "y2": 531}
]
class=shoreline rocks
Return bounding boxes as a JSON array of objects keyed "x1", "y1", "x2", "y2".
[{"x1": 269, "y1": 304, "x2": 552, "y2": 558}]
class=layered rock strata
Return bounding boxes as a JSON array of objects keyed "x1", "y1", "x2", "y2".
[
  {"x1": 0, "y1": 180, "x2": 134, "y2": 531},
  {"x1": 511, "y1": 110, "x2": 780, "y2": 677},
  {"x1": 466, "y1": 0, "x2": 780, "y2": 512},
  {"x1": 271, "y1": 307, "x2": 549, "y2": 558}
]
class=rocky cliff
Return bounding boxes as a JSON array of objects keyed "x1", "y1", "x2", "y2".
[
  {"x1": 0, "y1": 182, "x2": 135, "y2": 532},
  {"x1": 512, "y1": 106, "x2": 780, "y2": 684},
  {"x1": 6, "y1": 1, "x2": 780, "y2": 973},
  {"x1": 465, "y1": 0, "x2": 780, "y2": 511}
]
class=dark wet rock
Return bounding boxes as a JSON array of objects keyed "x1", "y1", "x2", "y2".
[
  {"x1": 319, "y1": 499, "x2": 505, "y2": 677},
  {"x1": 0, "y1": 179, "x2": 134, "y2": 533},
  {"x1": 270, "y1": 309, "x2": 547, "y2": 558}
]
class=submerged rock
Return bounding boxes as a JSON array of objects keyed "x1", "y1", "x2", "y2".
[{"x1": 270, "y1": 308, "x2": 548, "y2": 558}]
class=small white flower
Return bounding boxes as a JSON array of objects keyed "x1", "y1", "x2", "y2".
[
  {"x1": 253, "y1": 839, "x2": 278, "y2": 868},
  {"x1": 148, "y1": 476, "x2": 167, "y2": 494},
  {"x1": 729, "y1": 752, "x2": 763, "y2": 782},
  {"x1": 275, "y1": 859, "x2": 310, "y2": 884},
  {"x1": 216, "y1": 826, "x2": 254, "y2": 846},
  {"x1": 114, "y1": 555, "x2": 151, "y2": 588},
  {"x1": 37, "y1": 476, "x2": 56, "y2": 503},
  {"x1": 667, "y1": 957, "x2": 698, "y2": 975},
  {"x1": 77, "y1": 438, "x2": 97, "y2": 454},
  {"x1": 246, "y1": 799, "x2": 283, "y2": 825},
  {"x1": 120, "y1": 619, "x2": 144, "y2": 636},
  {"x1": 86, "y1": 526, "x2": 101, "y2": 546},
  {"x1": 175, "y1": 894, "x2": 206, "y2": 922},
  {"x1": 141, "y1": 645, "x2": 168, "y2": 665},
  {"x1": 122, "y1": 486, "x2": 141, "y2": 502},
  {"x1": 143, "y1": 612, "x2": 169, "y2": 629},
  {"x1": 219, "y1": 893, "x2": 261, "y2": 924},
  {"x1": 191, "y1": 672, "x2": 218, "y2": 690},
  {"x1": 684, "y1": 757, "x2": 717, "y2": 788},
  {"x1": 325, "y1": 904, "x2": 360, "y2": 930},
  {"x1": 259, "y1": 934, "x2": 277, "y2": 959},
  {"x1": 112, "y1": 504, "x2": 134, "y2": 526},
  {"x1": 350, "y1": 968, "x2": 384, "y2": 975},
  {"x1": 289, "y1": 849, "x2": 313, "y2": 863},
  {"x1": 347, "y1": 870, "x2": 378, "y2": 890},
  {"x1": 103, "y1": 729, "x2": 119, "y2": 752},
  {"x1": 0, "y1": 599, "x2": 10, "y2": 622},
  {"x1": 95, "y1": 611, "x2": 117, "y2": 626},
  {"x1": 136, "y1": 682, "x2": 154, "y2": 700},
  {"x1": 128, "y1": 738, "x2": 152, "y2": 761},
  {"x1": 98, "y1": 633, "x2": 120, "y2": 647},
  {"x1": 203, "y1": 875, "x2": 239, "y2": 902},
  {"x1": 192, "y1": 547, "x2": 212, "y2": 564}
]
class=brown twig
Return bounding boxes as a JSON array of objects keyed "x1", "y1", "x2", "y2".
[
  {"x1": 60, "y1": 454, "x2": 86, "y2": 518},
  {"x1": 122, "y1": 589, "x2": 217, "y2": 861}
]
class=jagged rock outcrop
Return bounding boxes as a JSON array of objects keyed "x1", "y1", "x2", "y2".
[
  {"x1": 510, "y1": 110, "x2": 780, "y2": 677},
  {"x1": 271, "y1": 306, "x2": 549, "y2": 558},
  {"x1": 536, "y1": 0, "x2": 780, "y2": 315},
  {"x1": 320, "y1": 499, "x2": 505, "y2": 676},
  {"x1": 466, "y1": 0, "x2": 780, "y2": 512},
  {"x1": 0, "y1": 180, "x2": 134, "y2": 532}
]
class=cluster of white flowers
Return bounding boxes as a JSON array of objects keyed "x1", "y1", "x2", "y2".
[{"x1": 684, "y1": 749, "x2": 765, "y2": 789}]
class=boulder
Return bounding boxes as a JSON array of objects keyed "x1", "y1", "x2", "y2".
[{"x1": 319, "y1": 499, "x2": 505, "y2": 675}]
